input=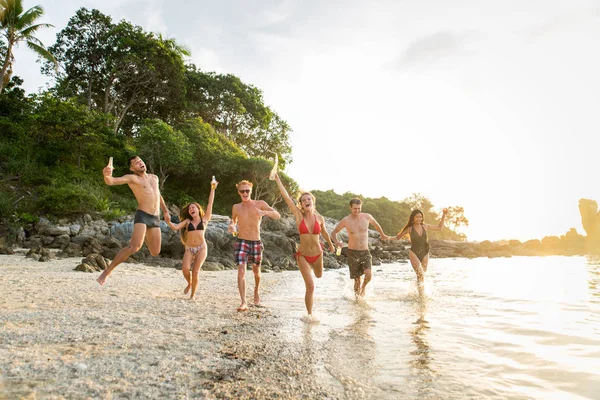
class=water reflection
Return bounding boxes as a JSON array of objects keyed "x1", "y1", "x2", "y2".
[
  {"x1": 585, "y1": 256, "x2": 600, "y2": 300},
  {"x1": 408, "y1": 295, "x2": 436, "y2": 397},
  {"x1": 319, "y1": 301, "x2": 378, "y2": 398}
]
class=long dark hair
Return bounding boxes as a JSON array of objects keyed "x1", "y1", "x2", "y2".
[
  {"x1": 398, "y1": 209, "x2": 424, "y2": 238},
  {"x1": 179, "y1": 202, "x2": 204, "y2": 245}
]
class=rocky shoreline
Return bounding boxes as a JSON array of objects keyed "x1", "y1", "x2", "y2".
[{"x1": 4, "y1": 212, "x2": 588, "y2": 272}]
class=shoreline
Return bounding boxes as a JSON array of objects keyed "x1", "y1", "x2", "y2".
[{"x1": 0, "y1": 253, "x2": 343, "y2": 399}]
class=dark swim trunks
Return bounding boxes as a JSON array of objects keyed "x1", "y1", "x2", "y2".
[
  {"x1": 234, "y1": 238, "x2": 264, "y2": 266},
  {"x1": 134, "y1": 209, "x2": 160, "y2": 228},
  {"x1": 347, "y1": 249, "x2": 372, "y2": 279}
]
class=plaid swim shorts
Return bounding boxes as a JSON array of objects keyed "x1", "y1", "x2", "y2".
[{"x1": 234, "y1": 238, "x2": 264, "y2": 266}]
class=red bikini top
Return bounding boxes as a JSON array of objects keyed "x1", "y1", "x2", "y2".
[{"x1": 299, "y1": 217, "x2": 321, "y2": 235}]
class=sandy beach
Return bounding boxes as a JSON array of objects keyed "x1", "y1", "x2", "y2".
[{"x1": 0, "y1": 253, "x2": 343, "y2": 399}]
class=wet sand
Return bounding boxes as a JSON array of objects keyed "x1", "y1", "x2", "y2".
[{"x1": 0, "y1": 253, "x2": 342, "y2": 399}]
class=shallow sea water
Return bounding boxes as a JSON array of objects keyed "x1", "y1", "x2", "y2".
[{"x1": 265, "y1": 256, "x2": 600, "y2": 399}]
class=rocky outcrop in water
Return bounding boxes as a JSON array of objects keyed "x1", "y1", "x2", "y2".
[{"x1": 579, "y1": 199, "x2": 600, "y2": 253}]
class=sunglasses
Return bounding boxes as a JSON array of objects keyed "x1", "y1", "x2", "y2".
[{"x1": 239, "y1": 189, "x2": 251, "y2": 194}]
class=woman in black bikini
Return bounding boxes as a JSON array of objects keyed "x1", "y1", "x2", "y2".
[
  {"x1": 166, "y1": 180, "x2": 218, "y2": 300},
  {"x1": 396, "y1": 208, "x2": 447, "y2": 287}
]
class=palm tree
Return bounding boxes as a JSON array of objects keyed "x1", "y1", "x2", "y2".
[{"x1": 0, "y1": 0, "x2": 57, "y2": 93}]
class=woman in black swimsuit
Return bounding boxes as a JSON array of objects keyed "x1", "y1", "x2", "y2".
[{"x1": 396, "y1": 209, "x2": 447, "y2": 287}]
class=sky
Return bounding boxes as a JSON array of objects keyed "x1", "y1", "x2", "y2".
[{"x1": 12, "y1": 0, "x2": 600, "y2": 241}]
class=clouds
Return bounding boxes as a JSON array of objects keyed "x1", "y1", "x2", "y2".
[{"x1": 392, "y1": 31, "x2": 476, "y2": 70}]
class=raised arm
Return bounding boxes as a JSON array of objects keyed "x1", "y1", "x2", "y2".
[
  {"x1": 425, "y1": 209, "x2": 447, "y2": 232},
  {"x1": 273, "y1": 173, "x2": 302, "y2": 218},
  {"x1": 258, "y1": 201, "x2": 281, "y2": 219},
  {"x1": 103, "y1": 167, "x2": 134, "y2": 186},
  {"x1": 204, "y1": 181, "x2": 217, "y2": 222},
  {"x1": 319, "y1": 215, "x2": 335, "y2": 252},
  {"x1": 368, "y1": 214, "x2": 392, "y2": 240}
]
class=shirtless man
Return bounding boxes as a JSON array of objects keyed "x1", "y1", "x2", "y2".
[
  {"x1": 330, "y1": 198, "x2": 392, "y2": 296},
  {"x1": 97, "y1": 156, "x2": 170, "y2": 285},
  {"x1": 228, "y1": 180, "x2": 280, "y2": 311}
]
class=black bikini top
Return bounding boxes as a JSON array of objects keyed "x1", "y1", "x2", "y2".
[{"x1": 187, "y1": 219, "x2": 205, "y2": 231}]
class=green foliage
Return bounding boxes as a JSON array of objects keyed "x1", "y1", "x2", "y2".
[
  {"x1": 45, "y1": 8, "x2": 187, "y2": 133},
  {"x1": 29, "y1": 94, "x2": 116, "y2": 170},
  {"x1": 36, "y1": 182, "x2": 100, "y2": 216},
  {"x1": 183, "y1": 65, "x2": 292, "y2": 166},
  {"x1": 135, "y1": 118, "x2": 192, "y2": 189},
  {"x1": 16, "y1": 211, "x2": 38, "y2": 224},
  {"x1": 101, "y1": 207, "x2": 128, "y2": 221},
  {"x1": 0, "y1": 189, "x2": 12, "y2": 218}
]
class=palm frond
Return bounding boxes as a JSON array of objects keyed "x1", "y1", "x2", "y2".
[{"x1": 26, "y1": 39, "x2": 57, "y2": 70}]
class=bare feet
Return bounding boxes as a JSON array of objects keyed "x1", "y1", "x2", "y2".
[
  {"x1": 97, "y1": 271, "x2": 110, "y2": 286},
  {"x1": 253, "y1": 290, "x2": 260, "y2": 306},
  {"x1": 189, "y1": 295, "x2": 196, "y2": 301},
  {"x1": 301, "y1": 314, "x2": 320, "y2": 324},
  {"x1": 237, "y1": 303, "x2": 249, "y2": 312},
  {"x1": 183, "y1": 284, "x2": 191, "y2": 295},
  {"x1": 359, "y1": 287, "x2": 366, "y2": 296}
]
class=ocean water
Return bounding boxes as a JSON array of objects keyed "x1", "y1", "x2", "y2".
[{"x1": 265, "y1": 256, "x2": 600, "y2": 399}]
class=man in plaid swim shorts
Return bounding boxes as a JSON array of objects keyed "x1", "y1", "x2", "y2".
[{"x1": 228, "y1": 180, "x2": 280, "y2": 311}]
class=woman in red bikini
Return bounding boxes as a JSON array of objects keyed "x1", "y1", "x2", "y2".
[{"x1": 273, "y1": 172, "x2": 335, "y2": 319}]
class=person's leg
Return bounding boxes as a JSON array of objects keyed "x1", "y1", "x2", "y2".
[
  {"x1": 354, "y1": 277, "x2": 362, "y2": 295},
  {"x1": 144, "y1": 227, "x2": 162, "y2": 256},
  {"x1": 252, "y1": 263, "x2": 261, "y2": 305},
  {"x1": 237, "y1": 263, "x2": 248, "y2": 311},
  {"x1": 408, "y1": 250, "x2": 425, "y2": 286},
  {"x1": 421, "y1": 254, "x2": 429, "y2": 273},
  {"x1": 182, "y1": 249, "x2": 192, "y2": 294},
  {"x1": 311, "y1": 254, "x2": 324, "y2": 278},
  {"x1": 360, "y1": 269, "x2": 372, "y2": 296},
  {"x1": 97, "y1": 223, "x2": 146, "y2": 285},
  {"x1": 359, "y1": 252, "x2": 373, "y2": 296},
  {"x1": 189, "y1": 246, "x2": 207, "y2": 300},
  {"x1": 298, "y1": 256, "x2": 315, "y2": 315}
]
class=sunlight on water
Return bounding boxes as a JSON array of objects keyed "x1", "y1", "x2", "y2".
[{"x1": 265, "y1": 256, "x2": 600, "y2": 399}]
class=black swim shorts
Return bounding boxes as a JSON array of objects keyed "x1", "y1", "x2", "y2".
[{"x1": 134, "y1": 209, "x2": 160, "y2": 228}]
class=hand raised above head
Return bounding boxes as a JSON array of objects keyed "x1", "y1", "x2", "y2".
[{"x1": 102, "y1": 166, "x2": 114, "y2": 176}]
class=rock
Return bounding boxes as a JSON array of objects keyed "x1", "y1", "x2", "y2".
[
  {"x1": 56, "y1": 243, "x2": 83, "y2": 258},
  {"x1": 35, "y1": 217, "x2": 51, "y2": 235},
  {"x1": 16, "y1": 227, "x2": 25, "y2": 243},
  {"x1": 203, "y1": 261, "x2": 224, "y2": 271},
  {"x1": 69, "y1": 224, "x2": 82, "y2": 236},
  {"x1": 74, "y1": 253, "x2": 110, "y2": 272},
  {"x1": 45, "y1": 226, "x2": 71, "y2": 236},
  {"x1": 52, "y1": 234, "x2": 71, "y2": 248}
]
